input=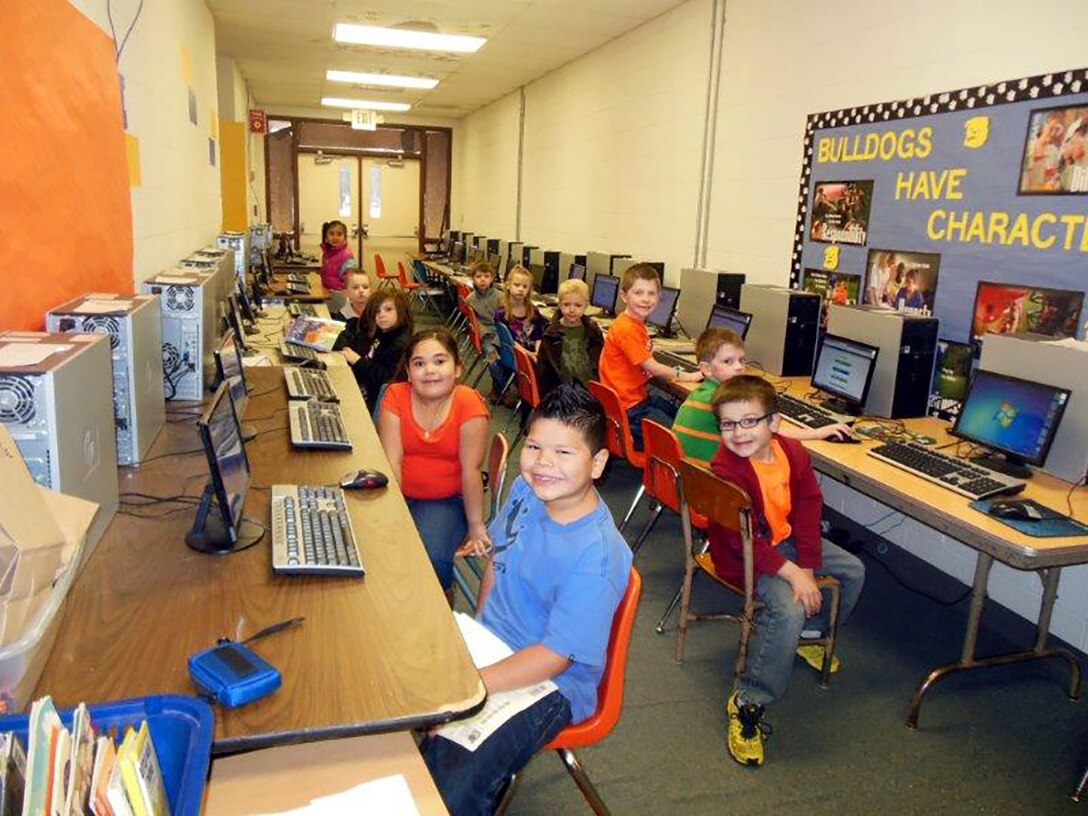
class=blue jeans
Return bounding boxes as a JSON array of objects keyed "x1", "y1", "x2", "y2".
[
  {"x1": 423, "y1": 691, "x2": 572, "y2": 816},
  {"x1": 736, "y1": 539, "x2": 865, "y2": 707},
  {"x1": 626, "y1": 395, "x2": 678, "y2": 451},
  {"x1": 406, "y1": 495, "x2": 467, "y2": 590}
]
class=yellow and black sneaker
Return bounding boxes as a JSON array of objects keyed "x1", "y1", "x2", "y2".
[
  {"x1": 726, "y1": 692, "x2": 771, "y2": 767},
  {"x1": 796, "y1": 642, "x2": 842, "y2": 674}
]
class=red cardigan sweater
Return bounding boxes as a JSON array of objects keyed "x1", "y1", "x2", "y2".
[{"x1": 706, "y1": 435, "x2": 824, "y2": 586}]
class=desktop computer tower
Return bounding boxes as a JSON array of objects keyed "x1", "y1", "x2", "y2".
[
  {"x1": 826, "y1": 305, "x2": 939, "y2": 418},
  {"x1": 613, "y1": 258, "x2": 665, "y2": 284},
  {"x1": 45, "y1": 294, "x2": 165, "y2": 466},
  {"x1": 502, "y1": 242, "x2": 522, "y2": 279},
  {"x1": 740, "y1": 285, "x2": 821, "y2": 376},
  {"x1": 558, "y1": 252, "x2": 585, "y2": 282},
  {"x1": 486, "y1": 238, "x2": 500, "y2": 255},
  {"x1": 526, "y1": 249, "x2": 561, "y2": 295},
  {"x1": 980, "y1": 333, "x2": 1088, "y2": 483},
  {"x1": 142, "y1": 271, "x2": 218, "y2": 400},
  {"x1": 0, "y1": 331, "x2": 118, "y2": 551},
  {"x1": 586, "y1": 252, "x2": 630, "y2": 292},
  {"x1": 218, "y1": 231, "x2": 249, "y2": 281},
  {"x1": 450, "y1": 230, "x2": 463, "y2": 244},
  {"x1": 677, "y1": 269, "x2": 748, "y2": 336},
  {"x1": 520, "y1": 246, "x2": 537, "y2": 267}
]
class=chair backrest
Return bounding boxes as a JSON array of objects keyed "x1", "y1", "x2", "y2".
[
  {"x1": 587, "y1": 380, "x2": 635, "y2": 462},
  {"x1": 641, "y1": 419, "x2": 685, "y2": 514},
  {"x1": 486, "y1": 432, "x2": 510, "y2": 521},
  {"x1": 544, "y1": 567, "x2": 642, "y2": 749},
  {"x1": 512, "y1": 345, "x2": 541, "y2": 408},
  {"x1": 493, "y1": 321, "x2": 518, "y2": 370},
  {"x1": 456, "y1": 281, "x2": 472, "y2": 301},
  {"x1": 411, "y1": 258, "x2": 433, "y2": 286},
  {"x1": 374, "y1": 253, "x2": 390, "y2": 279},
  {"x1": 677, "y1": 458, "x2": 751, "y2": 537},
  {"x1": 396, "y1": 260, "x2": 411, "y2": 287},
  {"x1": 463, "y1": 301, "x2": 484, "y2": 354}
]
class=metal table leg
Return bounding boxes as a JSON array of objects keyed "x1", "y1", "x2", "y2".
[{"x1": 907, "y1": 554, "x2": 1082, "y2": 729}]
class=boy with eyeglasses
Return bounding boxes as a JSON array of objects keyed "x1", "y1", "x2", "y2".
[{"x1": 708, "y1": 375, "x2": 865, "y2": 768}]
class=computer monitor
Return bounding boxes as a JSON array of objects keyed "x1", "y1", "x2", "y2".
[
  {"x1": 235, "y1": 279, "x2": 261, "y2": 326},
  {"x1": 185, "y1": 381, "x2": 264, "y2": 554},
  {"x1": 569, "y1": 264, "x2": 586, "y2": 281},
  {"x1": 950, "y1": 369, "x2": 1071, "y2": 478},
  {"x1": 451, "y1": 241, "x2": 466, "y2": 264},
  {"x1": 590, "y1": 274, "x2": 620, "y2": 316},
  {"x1": 647, "y1": 286, "x2": 680, "y2": 335},
  {"x1": 227, "y1": 293, "x2": 250, "y2": 349},
  {"x1": 809, "y1": 333, "x2": 880, "y2": 416},
  {"x1": 529, "y1": 263, "x2": 546, "y2": 292},
  {"x1": 706, "y1": 304, "x2": 753, "y2": 338},
  {"x1": 213, "y1": 329, "x2": 256, "y2": 440}
]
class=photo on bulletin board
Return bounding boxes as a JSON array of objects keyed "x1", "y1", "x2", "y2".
[
  {"x1": 933, "y1": 340, "x2": 973, "y2": 402},
  {"x1": 1018, "y1": 104, "x2": 1088, "y2": 194},
  {"x1": 863, "y1": 249, "x2": 940, "y2": 311},
  {"x1": 969, "y1": 280, "x2": 1084, "y2": 344},
  {"x1": 809, "y1": 180, "x2": 873, "y2": 245},
  {"x1": 802, "y1": 268, "x2": 863, "y2": 329}
]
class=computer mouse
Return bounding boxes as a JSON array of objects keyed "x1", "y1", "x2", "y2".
[
  {"x1": 988, "y1": 500, "x2": 1043, "y2": 521},
  {"x1": 826, "y1": 434, "x2": 861, "y2": 444},
  {"x1": 340, "y1": 469, "x2": 389, "y2": 490}
]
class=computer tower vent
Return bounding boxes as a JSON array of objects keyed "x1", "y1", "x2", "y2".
[
  {"x1": 166, "y1": 286, "x2": 195, "y2": 312},
  {"x1": 0, "y1": 375, "x2": 37, "y2": 424},
  {"x1": 163, "y1": 342, "x2": 181, "y2": 373},
  {"x1": 79, "y1": 316, "x2": 122, "y2": 349}
]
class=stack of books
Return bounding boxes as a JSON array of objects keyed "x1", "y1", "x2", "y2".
[{"x1": 2, "y1": 696, "x2": 170, "y2": 816}]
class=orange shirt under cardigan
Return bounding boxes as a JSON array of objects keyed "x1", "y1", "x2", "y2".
[
  {"x1": 381, "y1": 382, "x2": 490, "y2": 500},
  {"x1": 599, "y1": 312, "x2": 653, "y2": 410}
]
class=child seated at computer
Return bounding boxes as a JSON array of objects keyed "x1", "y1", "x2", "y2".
[
  {"x1": 673, "y1": 327, "x2": 854, "y2": 466},
  {"x1": 465, "y1": 262, "x2": 504, "y2": 402},
  {"x1": 422, "y1": 384, "x2": 633, "y2": 815},
  {"x1": 337, "y1": 289, "x2": 413, "y2": 411},
  {"x1": 332, "y1": 267, "x2": 371, "y2": 322},
  {"x1": 708, "y1": 375, "x2": 865, "y2": 767},
  {"x1": 319, "y1": 220, "x2": 358, "y2": 292},
  {"x1": 494, "y1": 265, "x2": 547, "y2": 356},
  {"x1": 378, "y1": 329, "x2": 491, "y2": 592},
  {"x1": 599, "y1": 263, "x2": 703, "y2": 450},
  {"x1": 536, "y1": 278, "x2": 604, "y2": 396}
]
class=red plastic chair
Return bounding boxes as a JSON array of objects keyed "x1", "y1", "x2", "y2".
[
  {"x1": 374, "y1": 253, "x2": 399, "y2": 289},
  {"x1": 501, "y1": 345, "x2": 543, "y2": 446},
  {"x1": 456, "y1": 296, "x2": 487, "y2": 388},
  {"x1": 586, "y1": 380, "x2": 646, "y2": 533},
  {"x1": 635, "y1": 420, "x2": 709, "y2": 554},
  {"x1": 495, "y1": 568, "x2": 642, "y2": 816}
]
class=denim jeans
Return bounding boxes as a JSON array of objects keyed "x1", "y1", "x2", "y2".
[
  {"x1": 406, "y1": 495, "x2": 467, "y2": 590},
  {"x1": 736, "y1": 538, "x2": 865, "y2": 707},
  {"x1": 423, "y1": 691, "x2": 571, "y2": 816},
  {"x1": 626, "y1": 395, "x2": 678, "y2": 451}
]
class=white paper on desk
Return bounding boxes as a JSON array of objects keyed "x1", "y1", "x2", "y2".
[
  {"x1": 0, "y1": 344, "x2": 72, "y2": 366},
  {"x1": 434, "y1": 613, "x2": 558, "y2": 753},
  {"x1": 254, "y1": 774, "x2": 420, "y2": 816}
]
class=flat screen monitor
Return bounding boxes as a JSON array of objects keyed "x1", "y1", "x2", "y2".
[
  {"x1": 214, "y1": 329, "x2": 251, "y2": 419},
  {"x1": 529, "y1": 263, "x2": 546, "y2": 292},
  {"x1": 590, "y1": 274, "x2": 620, "y2": 316},
  {"x1": 227, "y1": 293, "x2": 249, "y2": 349},
  {"x1": 951, "y1": 369, "x2": 1070, "y2": 477},
  {"x1": 185, "y1": 381, "x2": 263, "y2": 554},
  {"x1": 706, "y1": 304, "x2": 752, "y2": 338},
  {"x1": 970, "y1": 280, "x2": 1084, "y2": 347},
  {"x1": 809, "y1": 333, "x2": 880, "y2": 415},
  {"x1": 236, "y1": 279, "x2": 258, "y2": 323},
  {"x1": 451, "y1": 241, "x2": 466, "y2": 264},
  {"x1": 568, "y1": 264, "x2": 586, "y2": 281},
  {"x1": 647, "y1": 285, "x2": 680, "y2": 334}
]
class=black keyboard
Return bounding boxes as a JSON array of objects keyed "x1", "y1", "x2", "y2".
[
  {"x1": 271, "y1": 485, "x2": 364, "y2": 576},
  {"x1": 288, "y1": 401, "x2": 352, "y2": 450},
  {"x1": 280, "y1": 341, "x2": 318, "y2": 362},
  {"x1": 867, "y1": 441, "x2": 1025, "y2": 500},
  {"x1": 284, "y1": 367, "x2": 338, "y2": 401},
  {"x1": 655, "y1": 349, "x2": 698, "y2": 373},
  {"x1": 775, "y1": 393, "x2": 845, "y2": 430},
  {"x1": 288, "y1": 303, "x2": 318, "y2": 318},
  {"x1": 287, "y1": 283, "x2": 312, "y2": 294}
]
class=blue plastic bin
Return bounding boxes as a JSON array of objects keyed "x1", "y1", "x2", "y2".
[{"x1": 0, "y1": 694, "x2": 214, "y2": 816}]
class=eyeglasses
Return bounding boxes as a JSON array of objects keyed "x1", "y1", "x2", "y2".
[{"x1": 718, "y1": 412, "x2": 773, "y2": 433}]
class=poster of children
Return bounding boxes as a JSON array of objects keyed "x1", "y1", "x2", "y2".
[
  {"x1": 862, "y1": 249, "x2": 940, "y2": 313},
  {"x1": 970, "y1": 281, "x2": 1084, "y2": 343},
  {"x1": 802, "y1": 268, "x2": 862, "y2": 328},
  {"x1": 809, "y1": 180, "x2": 873, "y2": 244},
  {"x1": 1019, "y1": 104, "x2": 1088, "y2": 194}
]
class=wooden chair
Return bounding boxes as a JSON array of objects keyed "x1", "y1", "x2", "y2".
[
  {"x1": 674, "y1": 459, "x2": 842, "y2": 688},
  {"x1": 495, "y1": 568, "x2": 642, "y2": 816},
  {"x1": 586, "y1": 381, "x2": 646, "y2": 534},
  {"x1": 373, "y1": 253, "x2": 399, "y2": 289},
  {"x1": 452, "y1": 432, "x2": 509, "y2": 610}
]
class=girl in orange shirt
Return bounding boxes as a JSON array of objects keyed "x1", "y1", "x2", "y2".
[{"x1": 378, "y1": 329, "x2": 491, "y2": 589}]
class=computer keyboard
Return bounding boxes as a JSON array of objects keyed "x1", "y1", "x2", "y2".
[
  {"x1": 286, "y1": 282, "x2": 312, "y2": 294},
  {"x1": 288, "y1": 400, "x2": 352, "y2": 450},
  {"x1": 288, "y1": 303, "x2": 318, "y2": 318},
  {"x1": 774, "y1": 393, "x2": 848, "y2": 430},
  {"x1": 287, "y1": 274, "x2": 308, "y2": 284},
  {"x1": 867, "y1": 441, "x2": 1025, "y2": 500},
  {"x1": 280, "y1": 340, "x2": 318, "y2": 362},
  {"x1": 284, "y1": 367, "x2": 339, "y2": 402},
  {"x1": 271, "y1": 484, "x2": 364, "y2": 576},
  {"x1": 654, "y1": 337, "x2": 696, "y2": 355},
  {"x1": 655, "y1": 349, "x2": 699, "y2": 373}
]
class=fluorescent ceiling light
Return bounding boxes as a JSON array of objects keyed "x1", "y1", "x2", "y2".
[
  {"x1": 333, "y1": 23, "x2": 485, "y2": 53},
  {"x1": 326, "y1": 69, "x2": 438, "y2": 90},
  {"x1": 321, "y1": 97, "x2": 411, "y2": 112}
]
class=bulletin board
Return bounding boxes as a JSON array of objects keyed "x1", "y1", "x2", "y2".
[
  {"x1": 0, "y1": 0, "x2": 133, "y2": 331},
  {"x1": 790, "y1": 68, "x2": 1088, "y2": 346}
]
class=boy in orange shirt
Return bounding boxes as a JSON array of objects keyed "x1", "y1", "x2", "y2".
[
  {"x1": 598, "y1": 263, "x2": 703, "y2": 449},
  {"x1": 708, "y1": 376, "x2": 864, "y2": 767}
]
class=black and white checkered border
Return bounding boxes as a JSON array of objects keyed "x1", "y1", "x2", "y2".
[{"x1": 790, "y1": 68, "x2": 1088, "y2": 287}]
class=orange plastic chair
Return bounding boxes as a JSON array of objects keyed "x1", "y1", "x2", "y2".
[
  {"x1": 396, "y1": 260, "x2": 422, "y2": 297},
  {"x1": 457, "y1": 295, "x2": 487, "y2": 388},
  {"x1": 373, "y1": 253, "x2": 399, "y2": 289},
  {"x1": 452, "y1": 432, "x2": 510, "y2": 609},
  {"x1": 634, "y1": 420, "x2": 709, "y2": 554},
  {"x1": 495, "y1": 568, "x2": 642, "y2": 816},
  {"x1": 586, "y1": 380, "x2": 647, "y2": 533},
  {"x1": 501, "y1": 345, "x2": 542, "y2": 446}
]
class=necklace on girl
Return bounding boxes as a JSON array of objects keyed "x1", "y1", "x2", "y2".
[{"x1": 416, "y1": 393, "x2": 453, "y2": 439}]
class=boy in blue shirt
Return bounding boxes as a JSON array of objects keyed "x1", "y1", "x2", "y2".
[{"x1": 423, "y1": 384, "x2": 633, "y2": 815}]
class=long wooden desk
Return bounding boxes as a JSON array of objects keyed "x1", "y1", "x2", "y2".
[
  {"x1": 269, "y1": 271, "x2": 329, "y2": 303},
  {"x1": 34, "y1": 365, "x2": 485, "y2": 753}
]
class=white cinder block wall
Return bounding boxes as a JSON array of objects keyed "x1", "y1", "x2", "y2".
[
  {"x1": 451, "y1": 0, "x2": 1088, "y2": 651},
  {"x1": 69, "y1": 0, "x2": 223, "y2": 284}
]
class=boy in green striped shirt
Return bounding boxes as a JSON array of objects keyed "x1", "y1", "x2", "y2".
[{"x1": 672, "y1": 328, "x2": 854, "y2": 466}]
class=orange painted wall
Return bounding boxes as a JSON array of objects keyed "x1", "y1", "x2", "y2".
[{"x1": 0, "y1": 0, "x2": 134, "y2": 331}]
